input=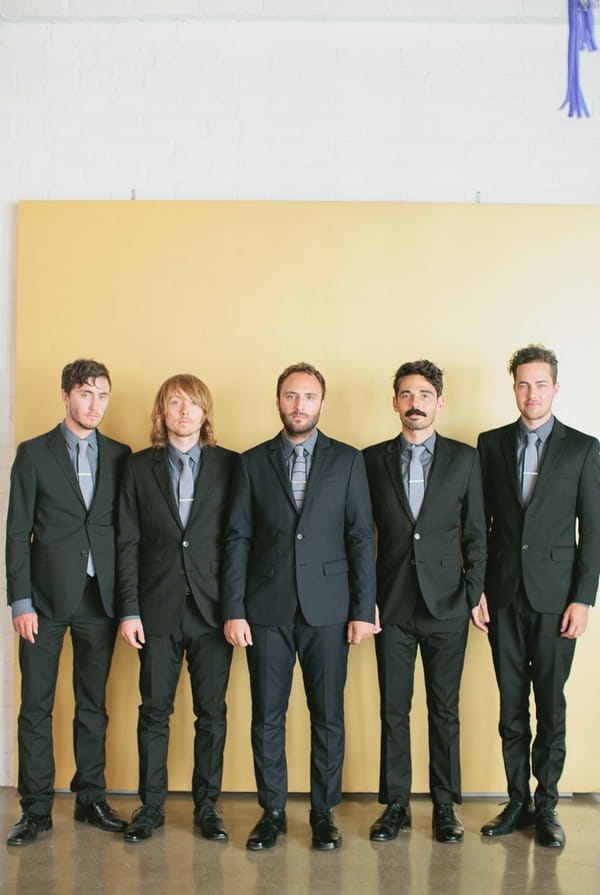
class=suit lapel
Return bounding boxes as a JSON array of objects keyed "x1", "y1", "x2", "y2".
[
  {"x1": 383, "y1": 437, "x2": 413, "y2": 523},
  {"x1": 47, "y1": 425, "x2": 85, "y2": 507},
  {"x1": 529, "y1": 418, "x2": 567, "y2": 502},
  {"x1": 499, "y1": 423, "x2": 522, "y2": 506},
  {"x1": 300, "y1": 431, "x2": 330, "y2": 515},
  {"x1": 420, "y1": 435, "x2": 452, "y2": 514},
  {"x1": 267, "y1": 435, "x2": 298, "y2": 512},
  {"x1": 153, "y1": 447, "x2": 182, "y2": 527}
]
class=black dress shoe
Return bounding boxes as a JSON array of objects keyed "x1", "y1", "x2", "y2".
[
  {"x1": 7, "y1": 812, "x2": 52, "y2": 846},
  {"x1": 432, "y1": 804, "x2": 464, "y2": 843},
  {"x1": 535, "y1": 808, "x2": 566, "y2": 848},
  {"x1": 370, "y1": 802, "x2": 411, "y2": 840},
  {"x1": 481, "y1": 800, "x2": 535, "y2": 837},
  {"x1": 246, "y1": 809, "x2": 287, "y2": 850},
  {"x1": 193, "y1": 801, "x2": 228, "y2": 841},
  {"x1": 74, "y1": 799, "x2": 127, "y2": 833},
  {"x1": 310, "y1": 808, "x2": 342, "y2": 850},
  {"x1": 124, "y1": 805, "x2": 165, "y2": 842}
]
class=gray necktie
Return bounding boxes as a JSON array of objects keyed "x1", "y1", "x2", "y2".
[
  {"x1": 178, "y1": 454, "x2": 195, "y2": 526},
  {"x1": 408, "y1": 444, "x2": 426, "y2": 519},
  {"x1": 291, "y1": 444, "x2": 307, "y2": 510},
  {"x1": 522, "y1": 431, "x2": 540, "y2": 505},
  {"x1": 77, "y1": 440, "x2": 95, "y2": 576}
]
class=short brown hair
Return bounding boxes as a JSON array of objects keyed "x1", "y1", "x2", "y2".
[
  {"x1": 276, "y1": 362, "x2": 326, "y2": 398},
  {"x1": 150, "y1": 374, "x2": 216, "y2": 448}
]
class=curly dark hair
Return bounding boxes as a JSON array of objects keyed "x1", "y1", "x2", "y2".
[
  {"x1": 508, "y1": 344, "x2": 558, "y2": 383},
  {"x1": 393, "y1": 360, "x2": 444, "y2": 397},
  {"x1": 61, "y1": 358, "x2": 111, "y2": 394}
]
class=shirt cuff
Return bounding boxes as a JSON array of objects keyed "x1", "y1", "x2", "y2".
[{"x1": 11, "y1": 598, "x2": 36, "y2": 619}]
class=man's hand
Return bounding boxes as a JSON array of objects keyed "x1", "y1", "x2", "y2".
[
  {"x1": 560, "y1": 603, "x2": 589, "y2": 639},
  {"x1": 470, "y1": 593, "x2": 490, "y2": 633},
  {"x1": 347, "y1": 620, "x2": 375, "y2": 645},
  {"x1": 119, "y1": 618, "x2": 145, "y2": 649},
  {"x1": 224, "y1": 618, "x2": 253, "y2": 647},
  {"x1": 13, "y1": 612, "x2": 38, "y2": 644}
]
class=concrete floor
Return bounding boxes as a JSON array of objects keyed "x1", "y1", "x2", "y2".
[{"x1": 1, "y1": 789, "x2": 598, "y2": 895}]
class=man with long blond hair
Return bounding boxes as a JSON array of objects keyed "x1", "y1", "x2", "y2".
[{"x1": 118, "y1": 374, "x2": 237, "y2": 843}]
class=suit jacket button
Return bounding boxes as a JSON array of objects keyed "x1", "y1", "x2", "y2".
[
  {"x1": 182, "y1": 540, "x2": 189, "y2": 548},
  {"x1": 296, "y1": 533, "x2": 303, "y2": 540},
  {"x1": 80, "y1": 550, "x2": 87, "y2": 557},
  {"x1": 522, "y1": 544, "x2": 528, "y2": 550},
  {"x1": 178, "y1": 569, "x2": 185, "y2": 575},
  {"x1": 414, "y1": 532, "x2": 421, "y2": 540}
]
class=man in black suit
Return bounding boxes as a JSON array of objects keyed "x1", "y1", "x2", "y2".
[
  {"x1": 6, "y1": 358, "x2": 130, "y2": 846},
  {"x1": 363, "y1": 360, "x2": 487, "y2": 843},
  {"x1": 118, "y1": 374, "x2": 237, "y2": 843},
  {"x1": 222, "y1": 362, "x2": 376, "y2": 851},
  {"x1": 475, "y1": 345, "x2": 600, "y2": 848}
]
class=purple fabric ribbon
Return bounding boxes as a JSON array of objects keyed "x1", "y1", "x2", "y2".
[{"x1": 561, "y1": 0, "x2": 597, "y2": 117}]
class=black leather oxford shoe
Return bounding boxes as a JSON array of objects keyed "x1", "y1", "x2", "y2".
[
  {"x1": 481, "y1": 800, "x2": 535, "y2": 837},
  {"x1": 370, "y1": 802, "x2": 412, "y2": 840},
  {"x1": 246, "y1": 809, "x2": 287, "y2": 850},
  {"x1": 124, "y1": 805, "x2": 165, "y2": 842},
  {"x1": 7, "y1": 812, "x2": 52, "y2": 846},
  {"x1": 193, "y1": 801, "x2": 228, "y2": 841},
  {"x1": 535, "y1": 808, "x2": 566, "y2": 848},
  {"x1": 74, "y1": 799, "x2": 127, "y2": 833},
  {"x1": 310, "y1": 808, "x2": 342, "y2": 850},
  {"x1": 432, "y1": 804, "x2": 464, "y2": 843}
]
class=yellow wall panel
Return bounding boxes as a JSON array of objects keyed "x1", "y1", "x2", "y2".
[{"x1": 15, "y1": 200, "x2": 600, "y2": 794}]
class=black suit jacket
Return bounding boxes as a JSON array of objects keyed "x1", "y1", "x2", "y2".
[
  {"x1": 363, "y1": 434, "x2": 487, "y2": 623},
  {"x1": 6, "y1": 423, "x2": 131, "y2": 618},
  {"x1": 477, "y1": 418, "x2": 600, "y2": 612},
  {"x1": 117, "y1": 444, "x2": 238, "y2": 633},
  {"x1": 221, "y1": 431, "x2": 376, "y2": 628}
]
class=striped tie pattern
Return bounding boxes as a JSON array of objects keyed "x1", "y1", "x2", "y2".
[{"x1": 291, "y1": 444, "x2": 307, "y2": 510}]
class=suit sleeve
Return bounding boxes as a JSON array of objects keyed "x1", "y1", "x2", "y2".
[
  {"x1": 116, "y1": 457, "x2": 142, "y2": 618},
  {"x1": 344, "y1": 450, "x2": 377, "y2": 623},
  {"x1": 221, "y1": 454, "x2": 253, "y2": 621},
  {"x1": 5, "y1": 444, "x2": 37, "y2": 604},
  {"x1": 459, "y1": 449, "x2": 487, "y2": 608},
  {"x1": 572, "y1": 437, "x2": 600, "y2": 606}
]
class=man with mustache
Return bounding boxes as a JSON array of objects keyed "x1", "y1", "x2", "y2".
[
  {"x1": 222, "y1": 362, "x2": 376, "y2": 850},
  {"x1": 363, "y1": 360, "x2": 486, "y2": 843}
]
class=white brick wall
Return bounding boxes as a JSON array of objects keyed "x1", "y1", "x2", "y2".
[{"x1": 1, "y1": 6, "x2": 599, "y2": 785}]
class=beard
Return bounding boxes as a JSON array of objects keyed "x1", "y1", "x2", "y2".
[{"x1": 279, "y1": 408, "x2": 321, "y2": 439}]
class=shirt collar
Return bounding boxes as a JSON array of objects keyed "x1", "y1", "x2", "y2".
[
  {"x1": 166, "y1": 440, "x2": 202, "y2": 466},
  {"x1": 60, "y1": 421, "x2": 98, "y2": 453},
  {"x1": 281, "y1": 428, "x2": 319, "y2": 459},
  {"x1": 400, "y1": 431, "x2": 437, "y2": 455},
  {"x1": 517, "y1": 415, "x2": 554, "y2": 444}
]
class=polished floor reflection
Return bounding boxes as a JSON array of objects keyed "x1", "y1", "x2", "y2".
[{"x1": 2, "y1": 790, "x2": 598, "y2": 894}]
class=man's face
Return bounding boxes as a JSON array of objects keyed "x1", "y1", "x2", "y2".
[
  {"x1": 393, "y1": 374, "x2": 444, "y2": 437},
  {"x1": 164, "y1": 390, "x2": 205, "y2": 442},
  {"x1": 513, "y1": 361, "x2": 558, "y2": 428},
  {"x1": 277, "y1": 372, "x2": 324, "y2": 441},
  {"x1": 62, "y1": 377, "x2": 110, "y2": 437}
]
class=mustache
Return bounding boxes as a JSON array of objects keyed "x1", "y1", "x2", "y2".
[{"x1": 406, "y1": 408, "x2": 427, "y2": 418}]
